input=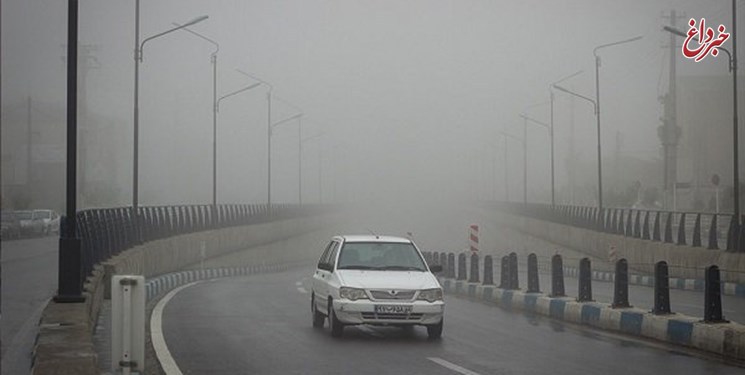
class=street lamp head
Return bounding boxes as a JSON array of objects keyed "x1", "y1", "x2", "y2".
[
  {"x1": 183, "y1": 15, "x2": 209, "y2": 28},
  {"x1": 594, "y1": 35, "x2": 644, "y2": 56}
]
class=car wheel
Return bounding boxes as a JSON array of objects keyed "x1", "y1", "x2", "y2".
[
  {"x1": 328, "y1": 300, "x2": 344, "y2": 338},
  {"x1": 426, "y1": 319, "x2": 443, "y2": 340},
  {"x1": 311, "y1": 294, "x2": 325, "y2": 328}
]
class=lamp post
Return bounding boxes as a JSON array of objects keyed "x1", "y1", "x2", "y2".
[
  {"x1": 519, "y1": 113, "x2": 551, "y2": 204},
  {"x1": 301, "y1": 132, "x2": 326, "y2": 204},
  {"x1": 549, "y1": 70, "x2": 584, "y2": 206},
  {"x1": 664, "y1": 9, "x2": 739, "y2": 248},
  {"x1": 593, "y1": 35, "x2": 643, "y2": 219},
  {"x1": 552, "y1": 84, "x2": 599, "y2": 208},
  {"x1": 235, "y1": 70, "x2": 274, "y2": 209},
  {"x1": 132, "y1": 9, "x2": 208, "y2": 216},
  {"x1": 173, "y1": 24, "x2": 219, "y2": 208},
  {"x1": 499, "y1": 130, "x2": 526, "y2": 204},
  {"x1": 55, "y1": 0, "x2": 84, "y2": 302},
  {"x1": 271, "y1": 112, "x2": 303, "y2": 204}
]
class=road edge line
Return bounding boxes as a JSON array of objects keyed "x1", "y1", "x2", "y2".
[{"x1": 150, "y1": 281, "x2": 203, "y2": 375}]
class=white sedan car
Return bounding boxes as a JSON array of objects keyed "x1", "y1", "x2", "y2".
[{"x1": 311, "y1": 235, "x2": 444, "y2": 339}]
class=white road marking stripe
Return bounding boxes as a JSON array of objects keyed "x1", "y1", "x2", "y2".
[
  {"x1": 296, "y1": 281, "x2": 303, "y2": 286},
  {"x1": 357, "y1": 325, "x2": 384, "y2": 338},
  {"x1": 427, "y1": 357, "x2": 482, "y2": 375},
  {"x1": 151, "y1": 281, "x2": 203, "y2": 375},
  {"x1": 297, "y1": 287, "x2": 308, "y2": 294}
]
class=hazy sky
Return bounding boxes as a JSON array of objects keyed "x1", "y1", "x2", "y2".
[{"x1": 1, "y1": 0, "x2": 740, "y2": 208}]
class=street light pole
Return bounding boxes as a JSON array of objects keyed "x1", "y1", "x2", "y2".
[
  {"x1": 55, "y1": 0, "x2": 84, "y2": 302},
  {"x1": 520, "y1": 113, "x2": 551, "y2": 204},
  {"x1": 593, "y1": 35, "x2": 643, "y2": 220},
  {"x1": 132, "y1": 11, "x2": 208, "y2": 216},
  {"x1": 174, "y1": 24, "x2": 219, "y2": 208},
  {"x1": 549, "y1": 70, "x2": 584, "y2": 206}
]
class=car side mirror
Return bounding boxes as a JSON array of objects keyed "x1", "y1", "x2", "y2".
[{"x1": 430, "y1": 265, "x2": 443, "y2": 273}]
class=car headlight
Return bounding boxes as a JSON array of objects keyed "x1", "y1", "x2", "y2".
[
  {"x1": 339, "y1": 287, "x2": 368, "y2": 301},
  {"x1": 417, "y1": 288, "x2": 443, "y2": 302}
]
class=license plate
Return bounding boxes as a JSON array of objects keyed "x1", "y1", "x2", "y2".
[{"x1": 374, "y1": 305, "x2": 412, "y2": 314}]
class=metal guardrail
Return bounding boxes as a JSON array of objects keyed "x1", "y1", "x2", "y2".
[
  {"x1": 60, "y1": 204, "x2": 332, "y2": 279},
  {"x1": 490, "y1": 202, "x2": 743, "y2": 253}
]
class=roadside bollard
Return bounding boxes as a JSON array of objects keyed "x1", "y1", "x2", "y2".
[
  {"x1": 447, "y1": 253, "x2": 456, "y2": 278},
  {"x1": 527, "y1": 253, "x2": 540, "y2": 293},
  {"x1": 577, "y1": 257, "x2": 593, "y2": 302},
  {"x1": 612, "y1": 259, "x2": 630, "y2": 308},
  {"x1": 704, "y1": 265, "x2": 727, "y2": 323},
  {"x1": 483, "y1": 255, "x2": 494, "y2": 285},
  {"x1": 469, "y1": 253, "x2": 480, "y2": 283},
  {"x1": 508, "y1": 252, "x2": 519, "y2": 290},
  {"x1": 440, "y1": 252, "x2": 447, "y2": 269},
  {"x1": 457, "y1": 253, "x2": 467, "y2": 281},
  {"x1": 653, "y1": 261, "x2": 672, "y2": 315},
  {"x1": 499, "y1": 255, "x2": 510, "y2": 288},
  {"x1": 551, "y1": 254, "x2": 565, "y2": 297}
]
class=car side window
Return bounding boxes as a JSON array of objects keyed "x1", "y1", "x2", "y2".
[
  {"x1": 318, "y1": 242, "x2": 334, "y2": 269},
  {"x1": 326, "y1": 242, "x2": 340, "y2": 270}
]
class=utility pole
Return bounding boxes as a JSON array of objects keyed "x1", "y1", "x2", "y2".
[
  {"x1": 658, "y1": 10, "x2": 684, "y2": 209},
  {"x1": 77, "y1": 45, "x2": 99, "y2": 208}
]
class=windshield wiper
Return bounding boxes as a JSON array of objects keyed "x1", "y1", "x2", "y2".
[{"x1": 379, "y1": 265, "x2": 425, "y2": 271}]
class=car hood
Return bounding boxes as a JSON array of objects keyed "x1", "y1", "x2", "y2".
[{"x1": 336, "y1": 270, "x2": 439, "y2": 290}]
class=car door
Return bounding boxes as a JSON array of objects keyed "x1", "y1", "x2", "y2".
[
  {"x1": 314, "y1": 240, "x2": 340, "y2": 310},
  {"x1": 313, "y1": 241, "x2": 335, "y2": 309}
]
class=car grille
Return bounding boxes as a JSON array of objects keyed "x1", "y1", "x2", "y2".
[
  {"x1": 361, "y1": 312, "x2": 423, "y2": 321},
  {"x1": 369, "y1": 290, "x2": 416, "y2": 301}
]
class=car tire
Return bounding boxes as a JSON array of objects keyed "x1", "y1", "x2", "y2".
[
  {"x1": 328, "y1": 300, "x2": 344, "y2": 338},
  {"x1": 311, "y1": 294, "x2": 325, "y2": 328},
  {"x1": 426, "y1": 319, "x2": 443, "y2": 340}
]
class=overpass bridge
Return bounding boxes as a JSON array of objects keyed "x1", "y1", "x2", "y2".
[{"x1": 3, "y1": 202, "x2": 745, "y2": 374}]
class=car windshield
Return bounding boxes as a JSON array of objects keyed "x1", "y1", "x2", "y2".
[
  {"x1": 337, "y1": 242, "x2": 426, "y2": 271},
  {"x1": 35, "y1": 211, "x2": 51, "y2": 219},
  {"x1": 16, "y1": 211, "x2": 33, "y2": 220}
]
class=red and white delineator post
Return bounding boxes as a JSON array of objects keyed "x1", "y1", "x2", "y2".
[{"x1": 469, "y1": 224, "x2": 479, "y2": 253}]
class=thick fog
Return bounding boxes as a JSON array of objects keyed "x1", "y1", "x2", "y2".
[{"x1": 1, "y1": 0, "x2": 741, "y2": 212}]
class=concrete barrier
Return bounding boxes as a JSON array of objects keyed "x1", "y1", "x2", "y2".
[
  {"x1": 439, "y1": 275, "x2": 745, "y2": 362},
  {"x1": 31, "y1": 213, "x2": 339, "y2": 375}
]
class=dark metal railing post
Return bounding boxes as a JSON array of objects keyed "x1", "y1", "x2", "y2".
[
  {"x1": 483, "y1": 255, "x2": 494, "y2": 285},
  {"x1": 527, "y1": 253, "x2": 540, "y2": 293},
  {"x1": 708, "y1": 214, "x2": 719, "y2": 250},
  {"x1": 704, "y1": 265, "x2": 726, "y2": 323},
  {"x1": 642, "y1": 211, "x2": 651, "y2": 240},
  {"x1": 653, "y1": 261, "x2": 672, "y2": 315},
  {"x1": 653, "y1": 211, "x2": 661, "y2": 241},
  {"x1": 612, "y1": 259, "x2": 630, "y2": 308},
  {"x1": 677, "y1": 212, "x2": 687, "y2": 245},
  {"x1": 664, "y1": 212, "x2": 673, "y2": 243},
  {"x1": 508, "y1": 252, "x2": 519, "y2": 290},
  {"x1": 577, "y1": 257, "x2": 593, "y2": 302},
  {"x1": 499, "y1": 255, "x2": 510, "y2": 288},
  {"x1": 457, "y1": 253, "x2": 467, "y2": 281},
  {"x1": 447, "y1": 253, "x2": 456, "y2": 279},
  {"x1": 550, "y1": 254, "x2": 565, "y2": 297},
  {"x1": 692, "y1": 213, "x2": 701, "y2": 247},
  {"x1": 469, "y1": 253, "x2": 480, "y2": 283}
]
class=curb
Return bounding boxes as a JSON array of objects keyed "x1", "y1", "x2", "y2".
[
  {"x1": 562, "y1": 266, "x2": 745, "y2": 297},
  {"x1": 145, "y1": 264, "x2": 292, "y2": 302},
  {"x1": 439, "y1": 277, "x2": 745, "y2": 362}
]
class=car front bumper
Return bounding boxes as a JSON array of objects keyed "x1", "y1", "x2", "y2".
[{"x1": 333, "y1": 299, "x2": 444, "y2": 325}]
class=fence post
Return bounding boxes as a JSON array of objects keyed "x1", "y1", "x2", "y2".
[
  {"x1": 447, "y1": 253, "x2": 456, "y2": 279},
  {"x1": 643, "y1": 211, "x2": 651, "y2": 240},
  {"x1": 653, "y1": 212, "x2": 661, "y2": 241},
  {"x1": 612, "y1": 259, "x2": 630, "y2": 308},
  {"x1": 469, "y1": 253, "x2": 480, "y2": 283},
  {"x1": 677, "y1": 212, "x2": 686, "y2": 245},
  {"x1": 457, "y1": 253, "x2": 467, "y2": 281},
  {"x1": 483, "y1": 255, "x2": 494, "y2": 285},
  {"x1": 707, "y1": 214, "x2": 719, "y2": 250},
  {"x1": 551, "y1": 254, "x2": 565, "y2": 297},
  {"x1": 664, "y1": 212, "x2": 673, "y2": 243},
  {"x1": 704, "y1": 265, "x2": 726, "y2": 323},
  {"x1": 653, "y1": 261, "x2": 671, "y2": 314},
  {"x1": 527, "y1": 253, "x2": 540, "y2": 293},
  {"x1": 692, "y1": 213, "x2": 701, "y2": 247},
  {"x1": 508, "y1": 252, "x2": 519, "y2": 290},
  {"x1": 499, "y1": 255, "x2": 510, "y2": 289},
  {"x1": 577, "y1": 257, "x2": 593, "y2": 302},
  {"x1": 634, "y1": 210, "x2": 641, "y2": 238}
]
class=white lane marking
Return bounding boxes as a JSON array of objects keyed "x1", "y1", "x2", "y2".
[
  {"x1": 296, "y1": 279, "x2": 309, "y2": 294},
  {"x1": 297, "y1": 287, "x2": 308, "y2": 294},
  {"x1": 295, "y1": 281, "x2": 303, "y2": 286},
  {"x1": 151, "y1": 281, "x2": 203, "y2": 375},
  {"x1": 427, "y1": 357, "x2": 482, "y2": 375}
]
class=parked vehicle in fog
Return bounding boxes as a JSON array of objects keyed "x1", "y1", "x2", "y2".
[
  {"x1": 34, "y1": 209, "x2": 60, "y2": 235},
  {"x1": 1, "y1": 211, "x2": 22, "y2": 240},
  {"x1": 16, "y1": 210, "x2": 44, "y2": 237}
]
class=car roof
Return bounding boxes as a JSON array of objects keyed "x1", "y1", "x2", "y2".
[{"x1": 335, "y1": 235, "x2": 412, "y2": 244}]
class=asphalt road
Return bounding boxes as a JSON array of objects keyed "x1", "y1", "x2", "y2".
[
  {"x1": 1, "y1": 236, "x2": 58, "y2": 374},
  {"x1": 160, "y1": 267, "x2": 743, "y2": 374}
]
